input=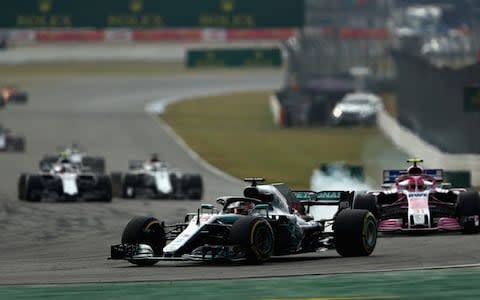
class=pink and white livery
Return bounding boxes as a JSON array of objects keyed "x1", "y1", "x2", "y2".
[{"x1": 353, "y1": 159, "x2": 480, "y2": 233}]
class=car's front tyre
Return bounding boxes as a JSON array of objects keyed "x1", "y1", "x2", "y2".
[
  {"x1": 121, "y1": 216, "x2": 166, "y2": 266},
  {"x1": 229, "y1": 216, "x2": 275, "y2": 264}
]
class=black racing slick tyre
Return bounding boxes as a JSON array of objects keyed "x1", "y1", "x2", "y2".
[
  {"x1": 96, "y1": 175, "x2": 112, "y2": 202},
  {"x1": 18, "y1": 173, "x2": 27, "y2": 201},
  {"x1": 95, "y1": 157, "x2": 106, "y2": 174},
  {"x1": 182, "y1": 174, "x2": 203, "y2": 200},
  {"x1": 456, "y1": 191, "x2": 480, "y2": 234},
  {"x1": 82, "y1": 156, "x2": 106, "y2": 174},
  {"x1": 14, "y1": 138, "x2": 25, "y2": 152},
  {"x1": 121, "y1": 216, "x2": 166, "y2": 266},
  {"x1": 353, "y1": 193, "x2": 380, "y2": 219},
  {"x1": 229, "y1": 216, "x2": 275, "y2": 264},
  {"x1": 25, "y1": 175, "x2": 43, "y2": 202},
  {"x1": 334, "y1": 209, "x2": 377, "y2": 257}
]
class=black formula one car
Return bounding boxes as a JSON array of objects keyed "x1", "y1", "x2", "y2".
[
  {"x1": 109, "y1": 178, "x2": 377, "y2": 265},
  {"x1": 111, "y1": 158, "x2": 203, "y2": 200}
]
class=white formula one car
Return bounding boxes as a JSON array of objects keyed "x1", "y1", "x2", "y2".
[
  {"x1": 18, "y1": 156, "x2": 112, "y2": 202},
  {"x1": 111, "y1": 157, "x2": 203, "y2": 200}
]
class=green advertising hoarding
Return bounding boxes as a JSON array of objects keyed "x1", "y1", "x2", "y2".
[
  {"x1": 1, "y1": 0, "x2": 304, "y2": 28},
  {"x1": 186, "y1": 48, "x2": 282, "y2": 67}
]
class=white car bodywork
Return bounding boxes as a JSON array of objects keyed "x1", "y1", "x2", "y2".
[
  {"x1": 132, "y1": 162, "x2": 175, "y2": 195},
  {"x1": 332, "y1": 92, "x2": 383, "y2": 125},
  {"x1": 51, "y1": 163, "x2": 81, "y2": 196}
]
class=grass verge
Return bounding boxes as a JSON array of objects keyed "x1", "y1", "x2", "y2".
[{"x1": 162, "y1": 91, "x2": 407, "y2": 189}]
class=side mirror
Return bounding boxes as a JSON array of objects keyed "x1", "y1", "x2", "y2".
[
  {"x1": 251, "y1": 204, "x2": 271, "y2": 217},
  {"x1": 184, "y1": 213, "x2": 196, "y2": 223},
  {"x1": 441, "y1": 182, "x2": 452, "y2": 189},
  {"x1": 381, "y1": 183, "x2": 392, "y2": 189},
  {"x1": 216, "y1": 198, "x2": 225, "y2": 206}
]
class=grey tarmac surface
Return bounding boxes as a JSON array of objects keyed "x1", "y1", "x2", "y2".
[
  {"x1": 0, "y1": 72, "x2": 480, "y2": 285},
  {"x1": 0, "y1": 42, "x2": 281, "y2": 64}
]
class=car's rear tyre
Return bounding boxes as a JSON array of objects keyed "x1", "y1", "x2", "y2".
[
  {"x1": 456, "y1": 191, "x2": 480, "y2": 234},
  {"x1": 121, "y1": 216, "x2": 166, "y2": 266},
  {"x1": 334, "y1": 209, "x2": 377, "y2": 257},
  {"x1": 229, "y1": 216, "x2": 274, "y2": 264},
  {"x1": 353, "y1": 193, "x2": 379, "y2": 219},
  {"x1": 83, "y1": 156, "x2": 106, "y2": 174},
  {"x1": 26, "y1": 175, "x2": 43, "y2": 202},
  {"x1": 96, "y1": 175, "x2": 112, "y2": 202},
  {"x1": 94, "y1": 157, "x2": 106, "y2": 174},
  {"x1": 14, "y1": 138, "x2": 25, "y2": 152},
  {"x1": 182, "y1": 174, "x2": 203, "y2": 200},
  {"x1": 18, "y1": 173, "x2": 27, "y2": 200}
]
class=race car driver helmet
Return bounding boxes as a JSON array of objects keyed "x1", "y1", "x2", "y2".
[
  {"x1": 60, "y1": 158, "x2": 70, "y2": 164},
  {"x1": 59, "y1": 151, "x2": 70, "y2": 162},
  {"x1": 407, "y1": 165, "x2": 423, "y2": 176},
  {"x1": 231, "y1": 201, "x2": 254, "y2": 215},
  {"x1": 150, "y1": 153, "x2": 160, "y2": 162},
  {"x1": 53, "y1": 164, "x2": 66, "y2": 173}
]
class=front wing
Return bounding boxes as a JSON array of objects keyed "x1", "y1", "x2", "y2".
[{"x1": 110, "y1": 243, "x2": 247, "y2": 263}]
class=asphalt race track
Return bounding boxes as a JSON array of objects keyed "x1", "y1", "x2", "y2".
[{"x1": 1, "y1": 72, "x2": 480, "y2": 285}]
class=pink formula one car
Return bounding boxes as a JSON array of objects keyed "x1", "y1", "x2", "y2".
[{"x1": 353, "y1": 159, "x2": 480, "y2": 233}]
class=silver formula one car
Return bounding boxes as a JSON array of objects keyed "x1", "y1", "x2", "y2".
[
  {"x1": 18, "y1": 156, "x2": 112, "y2": 202},
  {"x1": 111, "y1": 157, "x2": 203, "y2": 200},
  {"x1": 109, "y1": 178, "x2": 377, "y2": 265}
]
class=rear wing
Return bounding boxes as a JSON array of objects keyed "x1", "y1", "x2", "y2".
[
  {"x1": 293, "y1": 190, "x2": 353, "y2": 205},
  {"x1": 382, "y1": 169, "x2": 444, "y2": 183},
  {"x1": 128, "y1": 160, "x2": 144, "y2": 170},
  {"x1": 293, "y1": 190, "x2": 353, "y2": 223}
]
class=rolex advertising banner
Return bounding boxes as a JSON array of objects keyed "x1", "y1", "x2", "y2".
[{"x1": 1, "y1": 0, "x2": 304, "y2": 28}]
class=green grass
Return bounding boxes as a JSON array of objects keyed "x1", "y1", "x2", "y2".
[{"x1": 162, "y1": 91, "x2": 407, "y2": 189}]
